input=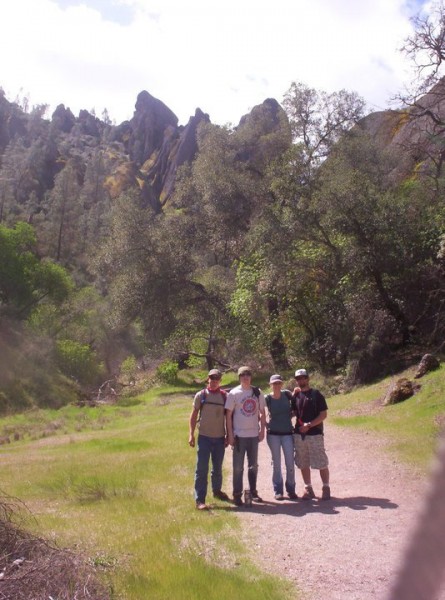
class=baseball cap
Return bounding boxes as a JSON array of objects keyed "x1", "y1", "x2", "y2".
[
  {"x1": 269, "y1": 374, "x2": 283, "y2": 384},
  {"x1": 295, "y1": 369, "x2": 308, "y2": 378},
  {"x1": 237, "y1": 366, "x2": 252, "y2": 376},
  {"x1": 208, "y1": 368, "x2": 222, "y2": 378}
]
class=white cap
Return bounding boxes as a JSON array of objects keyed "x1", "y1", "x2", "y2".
[{"x1": 295, "y1": 369, "x2": 308, "y2": 378}]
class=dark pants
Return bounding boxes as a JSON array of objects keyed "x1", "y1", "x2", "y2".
[
  {"x1": 194, "y1": 434, "x2": 226, "y2": 503},
  {"x1": 232, "y1": 436, "x2": 259, "y2": 497}
]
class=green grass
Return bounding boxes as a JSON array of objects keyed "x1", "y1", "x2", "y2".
[
  {"x1": 0, "y1": 377, "x2": 293, "y2": 600},
  {"x1": 328, "y1": 364, "x2": 445, "y2": 470},
  {"x1": 2, "y1": 365, "x2": 443, "y2": 598}
]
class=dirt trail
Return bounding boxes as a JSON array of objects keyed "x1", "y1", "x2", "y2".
[{"x1": 232, "y1": 425, "x2": 445, "y2": 600}]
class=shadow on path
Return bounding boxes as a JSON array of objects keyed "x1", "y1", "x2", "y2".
[{"x1": 206, "y1": 495, "x2": 398, "y2": 516}]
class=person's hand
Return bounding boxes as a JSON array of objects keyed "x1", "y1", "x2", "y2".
[
  {"x1": 189, "y1": 434, "x2": 195, "y2": 447},
  {"x1": 227, "y1": 434, "x2": 235, "y2": 448},
  {"x1": 299, "y1": 423, "x2": 311, "y2": 434},
  {"x1": 259, "y1": 430, "x2": 265, "y2": 442},
  {"x1": 293, "y1": 386, "x2": 301, "y2": 395}
]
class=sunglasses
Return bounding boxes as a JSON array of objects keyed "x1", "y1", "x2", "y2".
[
  {"x1": 240, "y1": 372, "x2": 252, "y2": 377},
  {"x1": 209, "y1": 375, "x2": 221, "y2": 381},
  {"x1": 295, "y1": 376, "x2": 308, "y2": 380}
]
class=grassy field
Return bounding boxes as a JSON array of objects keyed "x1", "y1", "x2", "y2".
[
  {"x1": 0, "y1": 365, "x2": 444, "y2": 598},
  {"x1": 0, "y1": 373, "x2": 293, "y2": 600},
  {"x1": 327, "y1": 364, "x2": 445, "y2": 470}
]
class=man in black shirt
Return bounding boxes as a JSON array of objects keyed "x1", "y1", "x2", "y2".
[{"x1": 292, "y1": 368, "x2": 331, "y2": 500}]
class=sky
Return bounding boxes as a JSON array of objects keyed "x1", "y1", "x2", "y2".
[{"x1": 0, "y1": 0, "x2": 433, "y2": 127}]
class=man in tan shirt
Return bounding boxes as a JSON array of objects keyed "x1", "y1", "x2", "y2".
[{"x1": 189, "y1": 368, "x2": 229, "y2": 510}]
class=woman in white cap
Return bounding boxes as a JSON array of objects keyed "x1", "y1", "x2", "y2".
[{"x1": 265, "y1": 374, "x2": 297, "y2": 501}]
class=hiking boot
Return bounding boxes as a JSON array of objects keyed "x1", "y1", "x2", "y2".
[
  {"x1": 287, "y1": 492, "x2": 298, "y2": 500},
  {"x1": 274, "y1": 493, "x2": 284, "y2": 501},
  {"x1": 321, "y1": 485, "x2": 331, "y2": 501},
  {"x1": 213, "y1": 490, "x2": 230, "y2": 501},
  {"x1": 196, "y1": 502, "x2": 209, "y2": 510},
  {"x1": 233, "y1": 495, "x2": 243, "y2": 507},
  {"x1": 302, "y1": 486, "x2": 316, "y2": 500},
  {"x1": 251, "y1": 491, "x2": 263, "y2": 502}
]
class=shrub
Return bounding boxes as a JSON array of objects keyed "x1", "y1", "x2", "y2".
[
  {"x1": 120, "y1": 355, "x2": 137, "y2": 384},
  {"x1": 156, "y1": 360, "x2": 178, "y2": 384},
  {"x1": 55, "y1": 340, "x2": 103, "y2": 385}
]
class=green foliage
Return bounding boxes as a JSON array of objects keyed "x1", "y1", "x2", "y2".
[
  {"x1": 120, "y1": 355, "x2": 137, "y2": 383},
  {"x1": 0, "y1": 222, "x2": 73, "y2": 320},
  {"x1": 156, "y1": 360, "x2": 179, "y2": 384},
  {"x1": 55, "y1": 339, "x2": 103, "y2": 385}
]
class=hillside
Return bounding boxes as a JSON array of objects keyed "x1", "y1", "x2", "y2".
[{"x1": 1, "y1": 75, "x2": 445, "y2": 411}]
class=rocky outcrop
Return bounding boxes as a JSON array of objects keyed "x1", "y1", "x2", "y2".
[
  {"x1": 358, "y1": 77, "x2": 445, "y2": 182},
  {"x1": 127, "y1": 90, "x2": 178, "y2": 166},
  {"x1": 382, "y1": 378, "x2": 421, "y2": 405},
  {"x1": 142, "y1": 108, "x2": 210, "y2": 206},
  {"x1": 51, "y1": 104, "x2": 76, "y2": 133},
  {"x1": 414, "y1": 354, "x2": 440, "y2": 379}
]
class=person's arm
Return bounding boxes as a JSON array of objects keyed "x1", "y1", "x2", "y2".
[
  {"x1": 258, "y1": 405, "x2": 266, "y2": 442},
  {"x1": 189, "y1": 407, "x2": 200, "y2": 447},
  {"x1": 226, "y1": 408, "x2": 235, "y2": 447},
  {"x1": 299, "y1": 409, "x2": 327, "y2": 433}
]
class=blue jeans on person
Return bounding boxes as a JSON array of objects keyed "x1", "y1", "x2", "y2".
[
  {"x1": 266, "y1": 433, "x2": 296, "y2": 495},
  {"x1": 232, "y1": 436, "x2": 259, "y2": 497},
  {"x1": 194, "y1": 434, "x2": 226, "y2": 503}
]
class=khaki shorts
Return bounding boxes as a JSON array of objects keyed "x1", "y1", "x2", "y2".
[{"x1": 294, "y1": 434, "x2": 329, "y2": 470}]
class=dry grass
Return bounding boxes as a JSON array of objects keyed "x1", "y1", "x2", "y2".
[{"x1": 0, "y1": 495, "x2": 111, "y2": 600}]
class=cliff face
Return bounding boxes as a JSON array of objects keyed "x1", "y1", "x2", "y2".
[
  {"x1": 1, "y1": 81, "x2": 445, "y2": 217},
  {"x1": 358, "y1": 78, "x2": 445, "y2": 181}
]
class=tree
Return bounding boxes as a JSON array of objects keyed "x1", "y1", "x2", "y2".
[
  {"x1": 400, "y1": 1, "x2": 445, "y2": 97},
  {"x1": 41, "y1": 158, "x2": 82, "y2": 263},
  {"x1": 0, "y1": 222, "x2": 73, "y2": 320}
]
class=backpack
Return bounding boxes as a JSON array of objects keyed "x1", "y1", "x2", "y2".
[{"x1": 198, "y1": 388, "x2": 227, "y2": 420}]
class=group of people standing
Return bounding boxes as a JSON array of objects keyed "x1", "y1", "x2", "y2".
[{"x1": 188, "y1": 365, "x2": 331, "y2": 510}]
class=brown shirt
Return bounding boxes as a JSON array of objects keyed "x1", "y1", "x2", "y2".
[{"x1": 193, "y1": 389, "x2": 226, "y2": 438}]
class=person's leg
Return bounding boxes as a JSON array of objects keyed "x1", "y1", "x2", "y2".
[
  {"x1": 232, "y1": 436, "x2": 246, "y2": 499},
  {"x1": 267, "y1": 434, "x2": 284, "y2": 495},
  {"x1": 320, "y1": 467, "x2": 330, "y2": 485},
  {"x1": 295, "y1": 434, "x2": 315, "y2": 499},
  {"x1": 301, "y1": 466, "x2": 312, "y2": 485},
  {"x1": 195, "y1": 435, "x2": 211, "y2": 504},
  {"x1": 309, "y1": 435, "x2": 330, "y2": 499},
  {"x1": 247, "y1": 437, "x2": 260, "y2": 497},
  {"x1": 281, "y1": 435, "x2": 296, "y2": 496},
  {"x1": 210, "y1": 437, "x2": 226, "y2": 493}
]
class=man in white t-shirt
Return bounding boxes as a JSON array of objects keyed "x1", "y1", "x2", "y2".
[{"x1": 225, "y1": 366, "x2": 266, "y2": 506}]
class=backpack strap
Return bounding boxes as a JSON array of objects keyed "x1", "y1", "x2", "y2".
[
  {"x1": 199, "y1": 388, "x2": 227, "y2": 417},
  {"x1": 252, "y1": 386, "x2": 260, "y2": 398}
]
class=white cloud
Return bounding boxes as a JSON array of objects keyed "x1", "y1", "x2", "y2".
[{"x1": 0, "y1": 0, "x2": 430, "y2": 126}]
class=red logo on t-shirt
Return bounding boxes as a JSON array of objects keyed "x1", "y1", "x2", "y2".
[{"x1": 241, "y1": 397, "x2": 257, "y2": 416}]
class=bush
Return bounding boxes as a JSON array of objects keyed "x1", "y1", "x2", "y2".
[
  {"x1": 156, "y1": 360, "x2": 178, "y2": 384},
  {"x1": 55, "y1": 340, "x2": 103, "y2": 386},
  {"x1": 120, "y1": 355, "x2": 137, "y2": 384}
]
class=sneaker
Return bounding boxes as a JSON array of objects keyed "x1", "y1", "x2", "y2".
[
  {"x1": 196, "y1": 502, "x2": 209, "y2": 510},
  {"x1": 213, "y1": 490, "x2": 230, "y2": 501},
  {"x1": 302, "y1": 486, "x2": 316, "y2": 500},
  {"x1": 233, "y1": 495, "x2": 243, "y2": 507},
  {"x1": 321, "y1": 485, "x2": 331, "y2": 501},
  {"x1": 287, "y1": 492, "x2": 298, "y2": 500},
  {"x1": 274, "y1": 493, "x2": 284, "y2": 501},
  {"x1": 251, "y1": 491, "x2": 263, "y2": 502}
]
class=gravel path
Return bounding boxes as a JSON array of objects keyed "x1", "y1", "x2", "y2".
[{"x1": 231, "y1": 425, "x2": 445, "y2": 600}]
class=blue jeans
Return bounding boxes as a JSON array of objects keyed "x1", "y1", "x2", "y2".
[
  {"x1": 232, "y1": 436, "x2": 259, "y2": 497},
  {"x1": 266, "y1": 433, "x2": 295, "y2": 495},
  {"x1": 194, "y1": 435, "x2": 226, "y2": 503}
]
